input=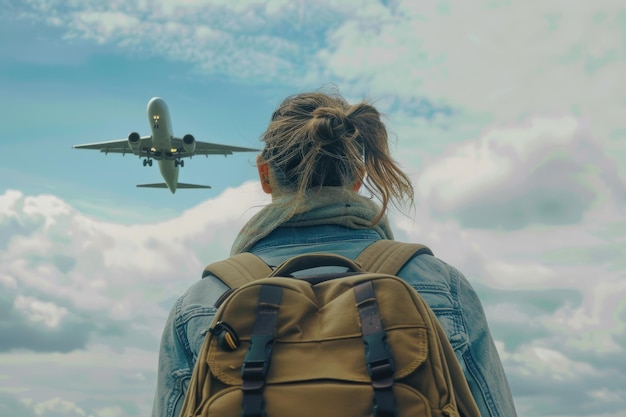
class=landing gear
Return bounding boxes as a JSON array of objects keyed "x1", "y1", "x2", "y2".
[
  {"x1": 175, "y1": 159, "x2": 184, "y2": 168},
  {"x1": 143, "y1": 158, "x2": 153, "y2": 167}
]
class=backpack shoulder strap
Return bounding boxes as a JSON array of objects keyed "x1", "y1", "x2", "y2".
[
  {"x1": 201, "y1": 252, "x2": 273, "y2": 289},
  {"x1": 356, "y1": 240, "x2": 434, "y2": 275}
]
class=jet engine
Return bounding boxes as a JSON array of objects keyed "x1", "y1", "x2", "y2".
[
  {"x1": 128, "y1": 132, "x2": 141, "y2": 151},
  {"x1": 182, "y1": 134, "x2": 196, "y2": 153}
]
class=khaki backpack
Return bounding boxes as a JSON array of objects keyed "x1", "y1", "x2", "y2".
[{"x1": 179, "y1": 240, "x2": 481, "y2": 417}]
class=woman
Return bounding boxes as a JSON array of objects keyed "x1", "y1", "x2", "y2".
[{"x1": 152, "y1": 90, "x2": 518, "y2": 417}]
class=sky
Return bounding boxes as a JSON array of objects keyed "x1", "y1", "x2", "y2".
[{"x1": 1, "y1": 0, "x2": 625, "y2": 416}]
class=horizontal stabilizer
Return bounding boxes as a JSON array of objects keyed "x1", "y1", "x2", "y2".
[
  {"x1": 136, "y1": 183, "x2": 211, "y2": 189},
  {"x1": 177, "y1": 182, "x2": 212, "y2": 189}
]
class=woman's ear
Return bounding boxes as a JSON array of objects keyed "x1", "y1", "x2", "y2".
[{"x1": 256, "y1": 156, "x2": 272, "y2": 194}]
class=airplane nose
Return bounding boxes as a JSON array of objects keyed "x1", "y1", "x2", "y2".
[{"x1": 147, "y1": 97, "x2": 167, "y2": 113}]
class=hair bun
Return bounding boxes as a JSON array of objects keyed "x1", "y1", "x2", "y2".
[{"x1": 311, "y1": 107, "x2": 350, "y2": 146}]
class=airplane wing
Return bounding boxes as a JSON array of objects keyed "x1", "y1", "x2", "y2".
[
  {"x1": 72, "y1": 137, "x2": 152, "y2": 155},
  {"x1": 171, "y1": 138, "x2": 259, "y2": 158}
]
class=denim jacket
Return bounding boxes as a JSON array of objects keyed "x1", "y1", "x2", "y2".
[{"x1": 152, "y1": 225, "x2": 518, "y2": 417}]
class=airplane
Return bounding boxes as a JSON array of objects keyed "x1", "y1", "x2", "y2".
[{"x1": 73, "y1": 97, "x2": 259, "y2": 193}]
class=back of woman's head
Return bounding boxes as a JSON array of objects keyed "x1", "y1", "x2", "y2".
[{"x1": 261, "y1": 89, "x2": 414, "y2": 223}]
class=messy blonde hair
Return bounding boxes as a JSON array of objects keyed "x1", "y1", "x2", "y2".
[{"x1": 261, "y1": 89, "x2": 414, "y2": 223}]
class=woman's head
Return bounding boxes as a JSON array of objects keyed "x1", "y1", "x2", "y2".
[{"x1": 258, "y1": 89, "x2": 414, "y2": 223}]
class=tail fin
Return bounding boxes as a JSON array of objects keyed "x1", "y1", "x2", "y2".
[{"x1": 136, "y1": 183, "x2": 211, "y2": 189}]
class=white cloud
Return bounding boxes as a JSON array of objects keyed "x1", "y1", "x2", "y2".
[
  {"x1": 483, "y1": 261, "x2": 562, "y2": 290},
  {"x1": 520, "y1": 345, "x2": 597, "y2": 380},
  {"x1": 34, "y1": 397, "x2": 88, "y2": 417},
  {"x1": 14, "y1": 0, "x2": 307, "y2": 80},
  {"x1": 485, "y1": 303, "x2": 537, "y2": 326},
  {"x1": 0, "y1": 189, "x2": 22, "y2": 215},
  {"x1": 0, "y1": 344, "x2": 159, "y2": 416},
  {"x1": 1, "y1": 182, "x2": 268, "y2": 319},
  {"x1": 319, "y1": 1, "x2": 626, "y2": 115},
  {"x1": 69, "y1": 11, "x2": 141, "y2": 44},
  {"x1": 412, "y1": 113, "x2": 624, "y2": 230},
  {"x1": 545, "y1": 276, "x2": 626, "y2": 353},
  {"x1": 93, "y1": 406, "x2": 124, "y2": 417},
  {"x1": 0, "y1": 274, "x2": 17, "y2": 289},
  {"x1": 14, "y1": 296, "x2": 68, "y2": 328}
]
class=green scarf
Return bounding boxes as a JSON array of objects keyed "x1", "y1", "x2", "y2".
[{"x1": 231, "y1": 187, "x2": 394, "y2": 255}]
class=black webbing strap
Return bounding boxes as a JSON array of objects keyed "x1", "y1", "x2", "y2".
[
  {"x1": 240, "y1": 284, "x2": 283, "y2": 417},
  {"x1": 354, "y1": 281, "x2": 397, "y2": 417}
]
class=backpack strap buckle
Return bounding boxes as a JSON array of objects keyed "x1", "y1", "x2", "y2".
[
  {"x1": 369, "y1": 359, "x2": 395, "y2": 389},
  {"x1": 354, "y1": 281, "x2": 398, "y2": 417},
  {"x1": 240, "y1": 285, "x2": 283, "y2": 417},
  {"x1": 241, "y1": 334, "x2": 275, "y2": 385},
  {"x1": 363, "y1": 332, "x2": 395, "y2": 387}
]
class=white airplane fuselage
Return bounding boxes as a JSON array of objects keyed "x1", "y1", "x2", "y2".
[{"x1": 147, "y1": 97, "x2": 179, "y2": 192}]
